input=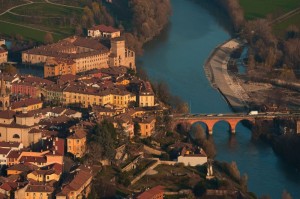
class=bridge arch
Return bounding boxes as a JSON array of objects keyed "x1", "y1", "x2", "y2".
[
  {"x1": 234, "y1": 119, "x2": 255, "y2": 133},
  {"x1": 212, "y1": 120, "x2": 232, "y2": 134},
  {"x1": 172, "y1": 116, "x2": 256, "y2": 135},
  {"x1": 191, "y1": 121, "x2": 209, "y2": 135}
]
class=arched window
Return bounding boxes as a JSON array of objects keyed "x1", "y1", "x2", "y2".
[{"x1": 13, "y1": 134, "x2": 20, "y2": 139}]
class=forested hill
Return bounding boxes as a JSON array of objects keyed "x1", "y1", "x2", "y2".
[{"x1": 104, "y1": 0, "x2": 172, "y2": 55}]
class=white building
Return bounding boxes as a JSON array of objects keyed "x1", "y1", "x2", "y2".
[
  {"x1": 177, "y1": 147, "x2": 207, "y2": 166},
  {"x1": 0, "y1": 148, "x2": 11, "y2": 165},
  {"x1": 88, "y1": 24, "x2": 121, "y2": 39}
]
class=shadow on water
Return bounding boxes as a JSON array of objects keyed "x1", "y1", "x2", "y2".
[
  {"x1": 189, "y1": 0, "x2": 234, "y2": 35},
  {"x1": 276, "y1": 159, "x2": 300, "y2": 184}
]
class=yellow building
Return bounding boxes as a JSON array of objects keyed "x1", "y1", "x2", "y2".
[
  {"x1": 25, "y1": 185, "x2": 54, "y2": 199},
  {"x1": 134, "y1": 116, "x2": 156, "y2": 137},
  {"x1": 27, "y1": 169, "x2": 61, "y2": 183},
  {"x1": 43, "y1": 84, "x2": 65, "y2": 102},
  {"x1": 22, "y1": 37, "x2": 110, "y2": 73},
  {"x1": 11, "y1": 98, "x2": 43, "y2": 112},
  {"x1": 67, "y1": 129, "x2": 87, "y2": 158},
  {"x1": 44, "y1": 58, "x2": 76, "y2": 78},
  {"x1": 63, "y1": 84, "x2": 136, "y2": 108},
  {"x1": 56, "y1": 166, "x2": 92, "y2": 199},
  {"x1": 139, "y1": 81, "x2": 155, "y2": 107}
]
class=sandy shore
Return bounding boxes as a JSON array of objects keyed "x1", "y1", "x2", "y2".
[{"x1": 204, "y1": 39, "x2": 249, "y2": 112}]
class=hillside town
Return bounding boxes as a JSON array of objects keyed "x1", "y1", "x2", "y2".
[{"x1": 0, "y1": 25, "x2": 221, "y2": 199}]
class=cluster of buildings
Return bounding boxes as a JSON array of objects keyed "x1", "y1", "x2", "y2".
[
  {"x1": 0, "y1": 24, "x2": 209, "y2": 198},
  {"x1": 0, "y1": 25, "x2": 162, "y2": 197},
  {"x1": 22, "y1": 25, "x2": 135, "y2": 78}
]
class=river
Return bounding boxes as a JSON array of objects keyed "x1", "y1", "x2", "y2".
[{"x1": 139, "y1": 0, "x2": 300, "y2": 198}]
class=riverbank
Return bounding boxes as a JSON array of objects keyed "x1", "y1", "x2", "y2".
[{"x1": 204, "y1": 39, "x2": 249, "y2": 112}]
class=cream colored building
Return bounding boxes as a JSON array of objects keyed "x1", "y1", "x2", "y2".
[
  {"x1": 25, "y1": 185, "x2": 54, "y2": 199},
  {"x1": 22, "y1": 36, "x2": 135, "y2": 73},
  {"x1": 63, "y1": 84, "x2": 136, "y2": 108},
  {"x1": 0, "y1": 110, "x2": 41, "y2": 147},
  {"x1": 67, "y1": 129, "x2": 87, "y2": 158},
  {"x1": 22, "y1": 37, "x2": 110, "y2": 73},
  {"x1": 88, "y1": 24, "x2": 121, "y2": 38},
  {"x1": 109, "y1": 38, "x2": 135, "y2": 69}
]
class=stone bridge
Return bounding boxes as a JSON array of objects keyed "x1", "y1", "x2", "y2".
[{"x1": 171, "y1": 113, "x2": 282, "y2": 134}]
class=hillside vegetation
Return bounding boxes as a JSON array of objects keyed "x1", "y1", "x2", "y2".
[{"x1": 240, "y1": 0, "x2": 300, "y2": 20}]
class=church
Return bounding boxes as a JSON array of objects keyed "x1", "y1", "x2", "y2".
[{"x1": 0, "y1": 78, "x2": 41, "y2": 147}]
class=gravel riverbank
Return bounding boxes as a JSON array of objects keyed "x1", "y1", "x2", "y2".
[{"x1": 204, "y1": 39, "x2": 249, "y2": 112}]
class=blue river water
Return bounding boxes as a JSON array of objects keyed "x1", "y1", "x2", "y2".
[{"x1": 139, "y1": 0, "x2": 300, "y2": 198}]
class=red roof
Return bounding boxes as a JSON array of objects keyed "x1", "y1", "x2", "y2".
[
  {"x1": 137, "y1": 186, "x2": 164, "y2": 199},
  {"x1": 90, "y1": 24, "x2": 120, "y2": 33},
  {"x1": 11, "y1": 98, "x2": 42, "y2": 110},
  {"x1": 0, "y1": 141, "x2": 21, "y2": 148},
  {"x1": 0, "y1": 49, "x2": 7, "y2": 54},
  {"x1": 0, "y1": 147, "x2": 11, "y2": 155}
]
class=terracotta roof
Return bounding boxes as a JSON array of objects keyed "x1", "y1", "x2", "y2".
[
  {"x1": 57, "y1": 166, "x2": 92, "y2": 196},
  {"x1": 0, "y1": 110, "x2": 15, "y2": 119},
  {"x1": 19, "y1": 156, "x2": 47, "y2": 164},
  {"x1": 0, "y1": 148, "x2": 10, "y2": 155},
  {"x1": 7, "y1": 150, "x2": 22, "y2": 159},
  {"x1": 26, "y1": 185, "x2": 54, "y2": 193},
  {"x1": 89, "y1": 24, "x2": 120, "y2": 33},
  {"x1": 67, "y1": 129, "x2": 87, "y2": 139},
  {"x1": 0, "y1": 49, "x2": 7, "y2": 54},
  {"x1": 137, "y1": 186, "x2": 164, "y2": 199},
  {"x1": 11, "y1": 98, "x2": 42, "y2": 110},
  {"x1": 16, "y1": 112, "x2": 34, "y2": 118},
  {"x1": 0, "y1": 182, "x2": 18, "y2": 191},
  {"x1": 7, "y1": 164, "x2": 32, "y2": 172},
  {"x1": 0, "y1": 141, "x2": 21, "y2": 148}
]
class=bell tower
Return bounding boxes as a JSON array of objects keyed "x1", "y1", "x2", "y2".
[{"x1": 0, "y1": 78, "x2": 9, "y2": 110}]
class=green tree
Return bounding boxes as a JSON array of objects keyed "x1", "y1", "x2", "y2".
[{"x1": 90, "y1": 120, "x2": 116, "y2": 160}]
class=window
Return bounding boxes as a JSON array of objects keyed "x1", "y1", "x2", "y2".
[{"x1": 13, "y1": 134, "x2": 20, "y2": 139}]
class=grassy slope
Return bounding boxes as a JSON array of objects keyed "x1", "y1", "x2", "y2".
[
  {"x1": 240, "y1": 0, "x2": 300, "y2": 36},
  {"x1": 240, "y1": 0, "x2": 300, "y2": 20},
  {"x1": 273, "y1": 12, "x2": 300, "y2": 36},
  {"x1": 0, "y1": 3, "x2": 82, "y2": 42},
  {"x1": 0, "y1": 21, "x2": 63, "y2": 41}
]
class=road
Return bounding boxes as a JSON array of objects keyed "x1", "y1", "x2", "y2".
[
  {"x1": 45, "y1": 0, "x2": 83, "y2": 9},
  {"x1": 0, "y1": 20, "x2": 59, "y2": 35},
  {"x1": 0, "y1": 0, "x2": 33, "y2": 16},
  {"x1": 270, "y1": 7, "x2": 300, "y2": 25}
]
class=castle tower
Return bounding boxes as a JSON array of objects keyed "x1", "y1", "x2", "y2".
[
  {"x1": 110, "y1": 38, "x2": 126, "y2": 67},
  {"x1": 0, "y1": 78, "x2": 9, "y2": 110}
]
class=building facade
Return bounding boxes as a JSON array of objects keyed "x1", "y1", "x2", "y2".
[
  {"x1": 0, "y1": 49, "x2": 8, "y2": 64},
  {"x1": 44, "y1": 58, "x2": 76, "y2": 78},
  {"x1": 88, "y1": 24, "x2": 121, "y2": 39}
]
